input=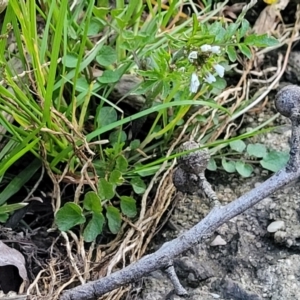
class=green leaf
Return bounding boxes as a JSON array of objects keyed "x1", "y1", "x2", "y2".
[
  {"x1": 93, "y1": 7, "x2": 110, "y2": 19},
  {"x1": 260, "y1": 151, "x2": 289, "y2": 172},
  {"x1": 0, "y1": 203, "x2": 28, "y2": 214},
  {"x1": 229, "y1": 140, "x2": 246, "y2": 153},
  {"x1": 96, "y1": 106, "x2": 117, "y2": 128},
  {"x1": 247, "y1": 143, "x2": 267, "y2": 158},
  {"x1": 208, "y1": 22, "x2": 225, "y2": 42},
  {"x1": 130, "y1": 139, "x2": 140, "y2": 150},
  {"x1": 83, "y1": 212, "x2": 105, "y2": 242},
  {"x1": 116, "y1": 155, "x2": 128, "y2": 172},
  {"x1": 109, "y1": 130, "x2": 127, "y2": 144},
  {"x1": 98, "y1": 70, "x2": 120, "y2": 84},
  {"x1": 0, "y1": 158, "x2": 41, "y2": 206},
  {"x1": 211, "y1": 77, "x2": 227, "y2": 90},
  {"x1": 207, "y1": 158, "x2": 217, "y2": 171},
  {"x1": 244, "y1": 34, "x2": 279, "y2": 47},
  {"x1": 106, "y1": 206, "x2": 121, "y2": 234},
  {"x1": 98, "y1": 178, "x2": 115, "y2": 200},
  {"x1": 130, "y1": 176, "x2": 146, "y2": 194},
  {"x1": 235, "y1": 161, "x2": 253, "y2": 177},
  {"x1": 192, "y1": 13, "x2": 198, "y2": 35},
  {"x1": 239, "y1": 19, "x2": 250, "y2": 37},
  {"x1": 62, "y1": 54, "x2": 78, "y2": 68},
  {"x1": 227, "y1": 45, "x2": 237, "y2": 62},
  {"x1": 0, "y1": 213, "x2": 8, "y2": 223},
  {"x1": 93, "y1": 160, "x2": 106, "y2": 177},
  {"x1": 83, "y1": 191, "x2": 102, "y2": 213},
  {"x1": 55, "y1": 203, "x2": 86, "y2": 231},
  {"x1": 96, "y1": 45, "x2": 117, "y2": 66},
  {"x1": 222, "y1": 159, "x2": 236, "y2": 173},
  {"x1": 98, "y1": 64, "x2": 128, "y2": 84},
  {"x1": 75, "y1": 77, "x2": 90, "y2": 92},
  {"x1": 120, "y1": 196, "x2": 137, "y2": 218},
  {"x1": 135, "y1": 165, "x2": 161, "y2": 177},
  {"x1": 238, "y1": 44, "x2": 251, "y2": 59},
  {"x1": 225, "y1": 23, "x2": 239, "y2": 40},
  {"x1": 109, "y1": 169, "x2": 124, "y2": 186},
  {"x1": 87, "y1": 18, "x2": 103, "y2": 36}
]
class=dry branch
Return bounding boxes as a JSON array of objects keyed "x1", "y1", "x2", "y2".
[{"x1": 60, "y1": 85, "x2": 300, "y2": 300}]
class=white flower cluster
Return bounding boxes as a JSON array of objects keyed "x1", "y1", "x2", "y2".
[
  {"x1": 188, "y1": 44, "x2": 225, "y2": 94},
  {"x1": 200, "y1": 44, "x2": 221, "y2": 54}
]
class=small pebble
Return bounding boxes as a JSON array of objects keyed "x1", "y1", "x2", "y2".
[
  {"x1": 210, "y1": 235, "x2": 227, "y2": 246},
  {"x1": 210, "y1": 293, "x2": 221, "y2": 299},
  {"x1": 267, "y1": 220, "x2": 285, "y2": 233}
]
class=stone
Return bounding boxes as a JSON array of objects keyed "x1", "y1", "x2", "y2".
[
  {"x1": 267, "y1": 220, "x2": 285, "y2": 233},
  {"x1": 210, "y1": 235, "x2": 227, "y2": 246}
]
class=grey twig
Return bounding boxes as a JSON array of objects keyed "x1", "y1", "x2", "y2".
[
  {"x1": 164, "y1": 263, "x2": 188, "y2": 297},
  {"x1": 60, "y1": 85, "x2": 300, "y2": 300},
  {"x1": 275, "y1": 85, "x2": 300, "y2": 172}
]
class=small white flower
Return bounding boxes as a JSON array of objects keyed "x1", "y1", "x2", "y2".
[
  {"x1": 211, "y1": 46, "x2": 221, "y2": 54},
  {"x1": 213, "y1": 64, "x2": 225, "y2": 77},
  {"x1": 204, "y1": 72, "x2": 216, "y2": 84},
  {"x1": 200, "y1": 44, "x2": 212, "y2": 52},
  {"x1": 189, "y1": 72, "x2": 200, "y2": 93},
  {"x1": 188, "y1": 51, "x2": 198, "y2": 63},
  {"x1": 178, "y1": 67, "x2": 186, "y2": 72}
]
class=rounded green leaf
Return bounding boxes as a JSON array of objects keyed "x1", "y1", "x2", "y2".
[
  {"x1": 230, "y1": 140, "x2": 246, "y2": 153},
  {"x1": 106, "y1": 206, "x2": 121, "y2": 234},
  {"x1": 96, "y1": 45, "x2": 117, "y2": 66},
  {"x1": 130, "y1": 139, "x2": 140, "y2": 150},
  {"x1": 211, "y1": 77, "x2": 226, "y2": 90},
  {"x1": 83, "y1": 212, "x2": 105, "y2": 242},
  {"x1": 93, "y1": 160, "x2": 107, "y2": 177},
  {"x1": 247, "y1": 143, "x2": 267, "y2": 158},
  {"x1": 62, "y1": 54, "x2": 78, "y2": 68},
  {"x1": 222, "y1": 158, "x2": 236, "y2": 173},
  {"x1": 120, "y1": 196, "x2": 137, "y2": 218},
  {"x1": 87, "y1": 18, "x2": 102, "y2": 36},
  {"x1": 260, "y1": 151, "x2": 289, "y2": 172},
  {"x1": 98, "y1": 64, "x2": 127, "y2": 84},
  {"x1": 109, "y1": 131, "x2": 127, "y2": 144},
  {"x1": 116, "y1": 155, "x2": 128, "y2": 172},
  {"x1": 98, "y1": 69, "x2": 121, "y2": 84},
  {"x1": 130, "y1": 176, "x2": 146, "y2": 194},
  {"x1": 207, "y1": 158, "x2": 217, "y2": 171},
  {"x1": 83, "y1": 191, "x2": 102, "y2": 213},
  {"x1": 96, "y1": 107, "x2": 117, "y2": 128},
  {"x1": 109, "y1": 169, "x2": 124, "y2": 186},
  {"x1": 75, "y1": 77, "x2": 89, "y2": 92},
  {"x1": 55, "y1": 203, "x2": 86, "y2": 231},
  {"x1": 98, "y1": 178, "x2": 115, "y2": 200},
  {"x1": 235, "y1": 161, "x2": 253, "y2": 177}
]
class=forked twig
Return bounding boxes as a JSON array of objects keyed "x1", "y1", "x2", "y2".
[{"x1": 60, "y1": 85, "x2": 300, "y2": 300}]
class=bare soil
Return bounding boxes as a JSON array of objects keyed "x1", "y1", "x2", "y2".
[{"x1": 139, "y1": 120, "x2": 300, "y2": 300}]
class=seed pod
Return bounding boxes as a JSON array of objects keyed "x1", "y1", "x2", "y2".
[
  {"x1": 275, "y1": 85, "x2": 300, "y2": 118},
  {"x1": 178, "y1": 141, "x2": 210, "y2": 175}
]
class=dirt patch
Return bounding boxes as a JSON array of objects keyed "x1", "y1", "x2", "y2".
[{"x1": 138, "y1": 119, "x2": 300, "y2": 299}]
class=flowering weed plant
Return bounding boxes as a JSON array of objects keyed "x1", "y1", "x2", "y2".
[{"x1": 0, "y1": 0, "x2": 278, "y2": 240}]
